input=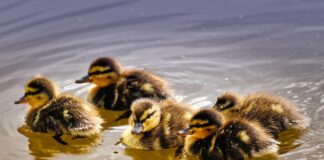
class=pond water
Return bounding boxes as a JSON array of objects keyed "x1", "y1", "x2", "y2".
[{"x1": 0, "y1": 0, "x2": 323, "y2": 159}]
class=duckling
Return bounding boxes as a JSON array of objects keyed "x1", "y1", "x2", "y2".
[
  {"x1": 119, "y1": 98, "x2": 193, "y2": 150},
  {"x1": 213, "y1": 92, "x2": 308, "y2": 137},
  {"x1": 14, "y1": 76, "x2": 104, "y2": 145},
  {"x1": 213, "y1": 92, "x2": 244, "y2": 119},
  {"x1": 179, "y1": 109, "x2": 279, "y2": 160},
  {"x1": 75, "y1": 57, "x2": 171, "y2": 119}
]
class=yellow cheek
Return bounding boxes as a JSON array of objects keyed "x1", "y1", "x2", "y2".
[
  {"x1": 142, "y1": 120, "x2": 149, "y2": 130},
  {"x1": 191, "y1": 127, "x2": 217, "y2": 139},
  {"x1": 90, "y1": 73, "x2": 118, "y2": 87},
  {"x1": 142, "y1": 117, "x2": 159, "y2": 132},
  {"x1": 191, "y1": 128, "x2": 208, "y2": 139},
  {"x1": 26, "y1": 94, "x2": 49, "y2": 109},
  {"x1": 221, "y1": 109, "x2": 235, "y2": 119},
  {"x1": 91, "y1": 77, "x2": 112, "y2": 87}
]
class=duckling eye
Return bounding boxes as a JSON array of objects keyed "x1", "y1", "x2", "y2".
[{"x1": 141, "y1": 111, "x2": 156, "y2": 123}]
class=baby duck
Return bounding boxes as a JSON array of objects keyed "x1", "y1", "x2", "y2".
[
  {"x1": 75, "y1": 57, "x2": 171, "y2": 118},
  {"x1": 15, "y1": 76, "x2": 104, "y2": 145},
  {"x1": 180, "y1": 109, "x2": 279, "y2": 160},
  {"x1": 214, "y1": 92, "x2": 308, "y2": 137},
  {"x1": 119, "y1": 98, "x2": 192, "y2": 150}
]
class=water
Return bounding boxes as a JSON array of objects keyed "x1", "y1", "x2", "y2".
[{"x1": 0, "y1": 0, "x2": 323, "y2": 159}]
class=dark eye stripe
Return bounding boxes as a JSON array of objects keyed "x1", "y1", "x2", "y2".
[
  {"x1": 215, "y1": 99, "x2": 235, "y2": 111},
  {"x1": 25, "y1": 90, "x2": 42, "y2": 96},
  {"x1": 140, "y1": 111, "x2": 156, "y2": 123},
  {"x1": 190, "y1": 123, "x2": 212, "y2": 128},
  {"x1": 88, "y1": 69, "x2": 112, "y2": 76}
]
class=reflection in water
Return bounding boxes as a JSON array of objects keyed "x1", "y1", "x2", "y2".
[
  {"x1": 18, "y1": 125, "x2": 103, "y2": 159},
  {"x1": 97, "y1": 108, "x2": 129, "y2": 129},
  {"x1": 247, "y1": 155, "x2": 279, "y2": 160},
  {"x1": 124, "y1": 148, "x2": 179, "y2": 160},
  {"x1": 277, "y1": 129, "x2": 306, "y2": 155},
  {"x1": 0, "y1": 0, "x2": 323, "y2": 159},
  {"x1": 16, "y1": 108, "x2": 130, "y2": 159},
  {"x1": 121, "y1": 129, "x2": 304, "y2": 160}
]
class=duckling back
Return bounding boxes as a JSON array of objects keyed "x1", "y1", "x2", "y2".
[
  {"x1": 157, "y1": 100, "x2": 193, "y2": 147},
  {"x1": 240, "y1": 93, "x2": 308, "y2": 136},
  {"x1": 211, "y1": 118, "x2": 279, "y2": 159},
  {"x1": 30, "y1": 95, "x2": 103, "y2": 136},
  {"x1": 113, "y1": 70, "x2": 171, "y2": 109}
]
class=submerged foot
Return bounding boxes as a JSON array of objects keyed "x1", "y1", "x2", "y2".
[
  {"x1": 175, "y1": 145, "x2": 184, "y2": 158},
  {"x1": 53, "y1": 135, "x2": 68, "y2": 145}
]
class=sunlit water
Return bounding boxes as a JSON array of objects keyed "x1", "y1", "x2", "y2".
[{"x1": 0, "y1": 0, "x2": 323, "y2": 159}]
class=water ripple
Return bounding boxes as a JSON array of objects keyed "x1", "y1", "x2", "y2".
[{"x1": 0, "y1": 0, "x2": 323, "y2": 159}]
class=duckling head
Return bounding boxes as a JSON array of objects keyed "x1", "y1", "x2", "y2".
[
  {"x1": 179, "y1": 109, "x2": 224, "y2": 139},
  {"x1": 15, "y1": 76, "x2": 57, "y2": 109},
  {"x1": 75, "y1": 57, "x2": 122, "y2": 87},
  {"x1": 129, "y1": 98, "x2": 161, "y2": 135},
  {"x1": 213, "y1": 92, "x2": 243, "y2": 118}
]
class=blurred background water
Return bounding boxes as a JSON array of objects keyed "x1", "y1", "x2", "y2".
[{"x1": 0, "y1": 0, "x2": 323, "y2": 159}]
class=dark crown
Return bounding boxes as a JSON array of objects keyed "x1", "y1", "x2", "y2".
[
  {"x1": 90, "y1": 57, "x2": 122, "y2": 75},
  {"x1": 27, "y1": 77, "x2": 56, "y2": 99},
  {"x1": 192, "y1": 109, "x2": 224, "y2": 127}
]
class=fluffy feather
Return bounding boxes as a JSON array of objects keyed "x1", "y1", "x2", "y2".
[{"x1": 121, "y1": 98, "x2": 193, "y2": 150}]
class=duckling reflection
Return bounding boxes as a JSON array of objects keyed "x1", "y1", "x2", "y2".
[
  {"x1": 124, "y1": 148, "x2": 181, "y2": 160},
  {"x1": 180, "y1": 109, "x2": 279, "y2": 160},
  {"x1": 96, "y1": 108, "x2": 129, "y2": 129},
  {"x1": 18, "y1": 124, "x2": 102, "y2": 160},
  {"x1": 15, "y1": 76, "x2": 104, "y2": 145},
  {"x1": 75, "y1": 57, "x2": 172, "y2": 120},
  {"x1": 276, "y1": 128, "x2": 305, "y2": 155},
  {"x1": 214, "y1": 92, "x2": 309, "y2": 137},
  {"x1": 120, "y1": 98, "x2": 193, "y2": 150}
]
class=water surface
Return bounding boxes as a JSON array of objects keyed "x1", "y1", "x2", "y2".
[{"x1": 0, "y1": 0, "x2": 323, "y2": 159}]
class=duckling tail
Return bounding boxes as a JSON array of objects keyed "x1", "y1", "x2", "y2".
[{"x1": 293, "y1": 116, "x2": 310, "y2": 130}]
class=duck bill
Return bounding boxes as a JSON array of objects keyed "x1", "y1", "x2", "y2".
[
  {"x1": 75, "y1": 75, "x2": 90, "y2": 83},
  {"x1": 178, "y1": 128, "x2": 190, "y2": 136},
  {"x1": 131, "y1": 122, "x2": 143, "y2": 135},
  {"x1": 14, "y1": 95, "x2": 27, "y2": 104}
]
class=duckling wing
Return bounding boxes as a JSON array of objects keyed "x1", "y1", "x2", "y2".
[
  {"x1": 157, "y1": 103, "x2": 192, "y2": 148},
  {"x1": 34, "y1": 96, "x2": 100, "y2": 135},
  {"x1": 90, "y1": 85, "x2": 117, "y2": 109},
  {"x1": 31, "y1": 98, "x2": 67, "y2": 132},
  {"x1": 213, "y1": 120, "x2": 279, "y2": 159},
  {"x1": 241, "y1": 93, "x2": 308, "y2": 136},
  {"x1": 113, "y1": 71, "x2": 170, "y2": 108}
]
